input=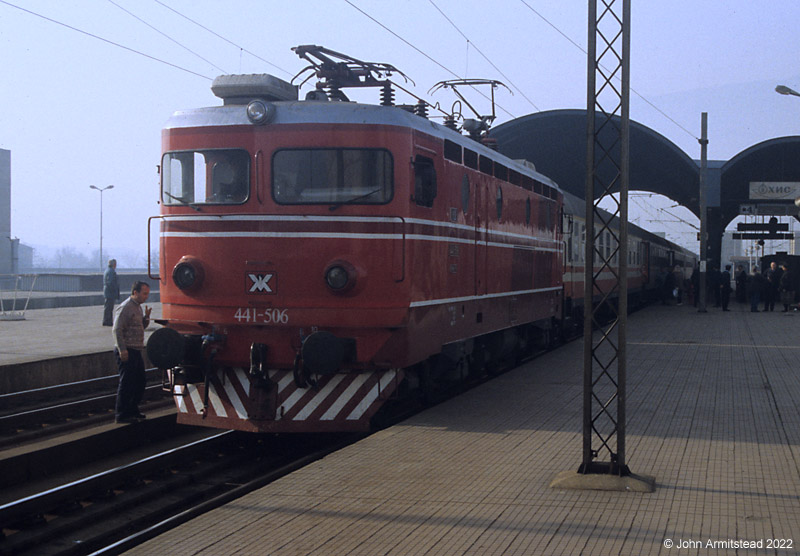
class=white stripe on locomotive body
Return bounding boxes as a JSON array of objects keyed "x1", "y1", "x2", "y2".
[
  {"x1": 165, "y1": 101, "x2": 563, "y2": 195},
  {"x1": 161, "y1": 231, "x2": 561, "y2": 254},
  {"x1": 408, "y1": 287, "x2": 562, "y2": 308},
  {"x1": 159, "y1": 215, "x2": 561, "y2": 247},
  {"x1": 233, "y1": 367, "x2": 251, "y2": 396}
]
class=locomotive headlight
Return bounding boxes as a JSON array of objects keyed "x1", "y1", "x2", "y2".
[
  {"x1": 325, "y1": 265, "x2": 350, "y2": 290},
  {"x1": 246, "y1": 100, "x2": 275, "y2": 125},
  {"x1": 173, "y1": 257, "x2": 204, "y2": 291}
]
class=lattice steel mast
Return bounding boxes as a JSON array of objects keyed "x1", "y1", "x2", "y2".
[{"x1": 581, "y1": 0, "x2": 631, "y2": 476}]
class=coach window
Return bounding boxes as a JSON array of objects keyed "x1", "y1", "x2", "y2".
[
  {"x1": 413, "y1": 155, "x2": 437, "y2": 208},
  {"x1": 580, "y1": 224, "x2": 586, "y2": 263},
  {"x1": 162, "y1": 149, "x2": 250, "y2": 205},
  {"x1": 272, "y1": 148, "x2": 392, "y2": 205}
]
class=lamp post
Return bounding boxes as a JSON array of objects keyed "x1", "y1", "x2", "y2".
[
  {"x1": 776, "y1": 85, "x2": 800, "y2": 97},
  {"x1": 89, "y1": 185, "x2": 114, "y2": 271}
]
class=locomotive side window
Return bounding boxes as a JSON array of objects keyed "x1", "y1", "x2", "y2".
[
  {"x1": 444, "y1": 140, "x2": 462, "y2": 163},
  {"x1": 413, "y1": 155, "x2": 437, "y2": 208},
  {"x1": 272, "y1": 148, "x2": 392, "y2": 205},
  {"x1": 162, "y1": 149, "x2": 249, "y2": 205}
]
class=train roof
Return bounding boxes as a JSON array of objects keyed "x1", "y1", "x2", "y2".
[
  {"x1": 165, "y1": 74, "x2": 562, "y2": 195},
  {"x1": 561, "y1": 189, "x2": 697, "y2": 258}
]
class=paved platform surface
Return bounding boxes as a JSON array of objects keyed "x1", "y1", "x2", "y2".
[
  {"x1": 125, "y1": 302, "x2": 800, "y2": 556},
  {"x1": 0, "y1": 302, "x2": 163, "y2": 366}
]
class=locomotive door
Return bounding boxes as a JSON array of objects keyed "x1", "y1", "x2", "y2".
[{"x1": 474, "y1": 179, "x2": 488, "y2": 295}]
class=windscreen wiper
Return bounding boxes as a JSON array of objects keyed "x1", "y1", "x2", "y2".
[
  {"x1": 163, "y1": 191, "x2": 201, "y2": 212},
  {"x1": 328, "y1": 188, "x2": 382, "y2": 211}
]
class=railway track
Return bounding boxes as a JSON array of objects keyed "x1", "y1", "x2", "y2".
[
  {"x1": 0, "y1": 369, "x2": 169, "y2": 448},
  {"x1": 0, "y1": 328, "x2": 584, "y2": 556},
  {"x1": 0, "y1": 429, "x2": 361, "y2": 556}
]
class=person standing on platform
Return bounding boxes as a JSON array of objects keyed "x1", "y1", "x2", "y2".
[
  {"x1": 672, "y1": 265, "x2": 684, "y2": 306},
  {"x1": 720, "y1": 265, "x2": 732, "y2": 311},
  {"x1": 763, "y1": 261, "x2": 779, "y2": 311},
  {"x1": 690, "y1": 265, "x2": 700, "y2": 307},
  {"x1": 102, "y1": 259, "x2": 120, "y2": 326},
  {"x1": 747, "y1": 267, "x2": 764, "y2": 313},
  {"x1": 112, "y1": 281, "x2": 152, "y2": 424},
  {"x1": 735, "y1": 265, "x2": 747, "y2": 303},
  {"x1": 779, "y1": 263, "x2": 793, "y2": 312}
]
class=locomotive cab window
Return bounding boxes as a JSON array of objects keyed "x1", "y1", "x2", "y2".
[
  {"x1": 272, "y1": 148, "x2": 393, "y2": 205},
  {"x1": 162, "y1": 149, "x2": 249, "y2": 205}
]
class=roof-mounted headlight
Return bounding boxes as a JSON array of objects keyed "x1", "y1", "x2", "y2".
[{"x1": 246, "y1": 100, "x2": 275, "y2": 125}]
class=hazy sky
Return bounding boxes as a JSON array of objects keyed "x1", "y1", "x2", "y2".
[{"x1": 2, "y1": 0, "x2": 800, "y2": 260}]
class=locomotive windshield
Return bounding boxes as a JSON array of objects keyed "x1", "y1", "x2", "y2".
[
  {"x1": 272, "y1": 148, "x2": 392, "y2": 205},
  {"x1": 162, "y1": 149, "x2": 250, "y2": 205}
]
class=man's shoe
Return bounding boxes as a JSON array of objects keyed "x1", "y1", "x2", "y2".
[{"x1": 134, "y1": 413, "x2": 147, "y2": 420}]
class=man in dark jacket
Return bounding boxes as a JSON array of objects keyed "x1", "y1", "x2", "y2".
[
  {"x1": 103, "y1": 259, "x2": 120, "y2": 326},
  {"x1": 720, "y1": 265, "x2": 732, "y2": 311}
]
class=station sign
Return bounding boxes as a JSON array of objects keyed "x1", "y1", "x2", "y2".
[
  {"x1": 732, "y1": 233, "x2": 794, "y2": 241},
  {"x1": 749, "y1": 182, "x2": 800, "y2": 200}
]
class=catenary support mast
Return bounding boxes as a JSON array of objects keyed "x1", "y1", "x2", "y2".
[{"x1": 581, "y1": 0, "x2": 631, "y2": 476}]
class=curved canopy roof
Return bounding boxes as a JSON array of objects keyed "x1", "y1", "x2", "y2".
[
  {"x1": 492, "y1": 109, "x2": 701, "y2": 217},
  {"x1": 719, "y1": 136, "x2": 800, "y2": 227}
]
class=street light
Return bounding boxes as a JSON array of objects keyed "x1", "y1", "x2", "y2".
[
  {"x1": 89, "y1": 185, "x2": 114, "y2": 271},
  {"x1": 776, "y1": 85, "x2": 800, "y2": 97}
]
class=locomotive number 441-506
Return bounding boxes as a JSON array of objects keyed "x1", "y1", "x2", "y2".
[{"x1": 233, "y1": 308, "x2": 289, "y2": 324}]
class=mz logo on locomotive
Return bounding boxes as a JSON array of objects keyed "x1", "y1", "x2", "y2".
[{"x1": 247, "y1": 273, "x2": 275, "y2": 294}]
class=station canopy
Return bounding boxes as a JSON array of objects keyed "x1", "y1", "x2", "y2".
[{"x1": 492, "y1": 109, "x2": 701, "y2": 217}]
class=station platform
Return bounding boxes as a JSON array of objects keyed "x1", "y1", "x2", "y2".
[
  {"x1": 0, "y1": 302, "x2": 163, "y2": 393},
  {"x1": 125, "y1": 302, "x2": 800, "y2": 555}
]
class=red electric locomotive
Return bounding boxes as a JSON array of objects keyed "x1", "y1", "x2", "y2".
[{"x1": 147, "y1": 46, "x2": 565, "y2": 433}]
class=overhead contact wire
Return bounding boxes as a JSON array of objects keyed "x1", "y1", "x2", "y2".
[
  {"x1": 153, "y1": 0, "x2": 292, "y2": 77},
  {"x1": 343, "y1": 0, "x2": 515, "y2": 119},
  {"x1": 107, "y1": 0, "x2": 227, "y2": 74},
  {"x1": 0, "y1": 0, "x2": 212, "y2": 80},
  {"x1": 518, "y1": 0, "x2": 698, "y2": 141},
  {"x1": 428, "y1": 0, "x2": 540, "y2": 112}
]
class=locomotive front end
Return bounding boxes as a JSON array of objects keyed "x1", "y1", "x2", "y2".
[{"x1": 148, "y1": 74, "x2": 409, "y2": 433}]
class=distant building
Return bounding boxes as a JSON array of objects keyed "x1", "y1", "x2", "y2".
[{"x1": 0, "y1": 148, "x2": 32, "y2": 274}]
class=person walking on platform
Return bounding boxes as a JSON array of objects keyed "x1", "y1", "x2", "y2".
[
  {"x1": 735, "y1": 265, "x2": 747, "y2": 303},
  {"x1": 747, "y1": 267, "x2": 765, "y2": 313},
  {"x1": 112, "y1": 281, "x2": 152, "y2": 424},
  {"x1": 720, "y1": 265, "x2": 732, "y2": 311},
  {"x1": 102, "y1": 259, "x2": 120, "y2": 326},
  {"x1": 779, "y1": 263, "x2": 793, "y2": 312}
]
